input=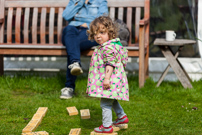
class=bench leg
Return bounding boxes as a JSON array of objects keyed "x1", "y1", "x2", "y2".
[
  {"x1": 0, "y1": 55, "x2": 4, "y2": 76},
  {"x1": 139, "y1": 26, "x2": 145, "y2": 88},
  {"x1": 145, "y1": 45, "x2": 149, "y2": 79}
]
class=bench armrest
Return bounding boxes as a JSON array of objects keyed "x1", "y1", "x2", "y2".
[
  {"x1": 139, "y1": 18, "x2": 149, "y2": 26},
  {"x1": 0, "y1": 18, "x2": 4, "y2": 24}
]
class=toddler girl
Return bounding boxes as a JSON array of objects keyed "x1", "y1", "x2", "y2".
[{"x1": 87, "y1": 16, "x2": 129, "y2": 133}]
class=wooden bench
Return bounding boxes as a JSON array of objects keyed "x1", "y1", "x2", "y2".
[{"x1": 0, "y1": 0, "x2": 150, "y2": 88}]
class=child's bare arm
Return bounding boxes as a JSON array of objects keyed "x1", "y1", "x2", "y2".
[{"x1": 103, "y1": 65, "x2": 114, "y2": 90}]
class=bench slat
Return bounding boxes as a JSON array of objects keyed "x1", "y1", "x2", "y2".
[
  {"x1": 32, "y1": 8, "x2": 38, "y2": 44},
  {"x1": 24, "y1": 8, "x2": 30, "y2": 43},
  {"x1": 40, "y1": 8, "x2": 46, "y2": 44},
  {"x1": 127, "y1": 7, "x2": 132, "y2": 46},
  {"x1": 109, "y1": 7, "x2": 115, "y2": 21},
  {"x1": 15, "y1": 8, "x2": 22, "y2": 43},
  {"x1": 108, "y1": 0, "x2": 144, "y2": 7},
  {"x1": 135, "y1": 7, "x2": 141, "y2": 43},
  {"x1": 49, "y1": 8, "x2": 55, "y2": 44},
  {"x1": 5, "y1": 0, "x2": 144, "y2": 8},
  {"x1": 7, "y1": 7, "x2": 13, "y2": 43},
  {"x1": 0, "y1": 44, "x2": 139, "y2": 50},
  {"x1": 118, "y1": 7, "x2": 123, "y2": 20},
  {"x1": 0, "y1": 0, "x2": 5, "y2": 43},
  {"x1": 0, "y1": 46, "x2": 140, "y2": 57},
  {"x1": 57, "y1": 8, "x2": 63, "y2": 44},
  {"x1": 5, "y1": 1, "x2": 69, "y2": 8}
]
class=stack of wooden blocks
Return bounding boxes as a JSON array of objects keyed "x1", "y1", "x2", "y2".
[
  {"x1": 21, "y1": 107, "x2": 48, "y2": 135},
  {"x1": 21, "y1": 106, "x2": 128, "y2": 134}
]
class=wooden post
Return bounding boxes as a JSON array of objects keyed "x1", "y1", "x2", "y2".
[
  {"x1": 0, "y1": 0, "x2": 5, "y2": 43},
  {"x1": 0, "y1": 55, "x2": 3, "y2": 75},
  {"x1": 198, "y1": 0, "x2": 202, "y2": 57},
  {"x1": 139, "y1": 25, "x2": 145, "y2": 88}
]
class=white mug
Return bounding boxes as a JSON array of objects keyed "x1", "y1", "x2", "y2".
[{"x1": 165, "y1": 30, "x2": 176, "y2": 41}]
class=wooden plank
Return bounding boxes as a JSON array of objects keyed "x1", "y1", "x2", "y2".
[
  {"x1": 15, "y1": 7, "x2": 22, "y2": 43},
  {"x1": 109, "y1": 7, "x2": 115, "y2": 21},
  {"x1": 69, "y1": 128, "x2": 81, "y2": 135},
  {"x1": 35, "y1": 107, "x2": 48, "y2": 117},
  {"x1": 0, "y1": 48, "x2": 67, "y2": 55},
  {"x1": 32, "y1": 8, "x2": 38, "y2": 44},
  {"x1": 80, "y1": 109, "x2": 90, "y2": 119},
  {"x1": 5, "y1": 1, "x2": 69, "y2": 8},
  {"x1": 66, "y1": 106, "x2": 78, "y2": 116},
  {"x1": 40, "y1": 8, "x2": 46, "y2": 44},
  {"x1": 57, "y1": 8, "x2": 63, "y2": 44},
  {"x1": 0, "y1": 18, "x2": 4, "y2": 23},
  {"x1": 21, "y1": 131, "x2": 49, "y2": 135},
  {"x1": 108, "y1": 0, "x2": 144, "y2": 7},
  {"x1": 144, "y1": 0, "x2": 150, "y2": 18},
  {"x1": 0, "y1": 0, "x2": 4, "y2": 20},
  {"x1": 127, "y1": 7, "x2": 132, "y2": 45},
  {"x1": 7, "y1": 7, "x2": 13, "y2": 43},
  {"x1": 22, "y1": 119, "x2": 41, "y2": 133},
  {"x1": 0, "y1": 44, "x2": 138, "y2": 49},
  {"x1": 138, "y1": 25, "x2": 145, "y2": 88},
  {"x1": 0, "y1": 44, "x2": 64, "y2": 48},
  {"x1": 5, "y1": 0, "x2": 144, "y2": 8},
  {"x1": 112, "y1": 124, "x2": 128, "y2": 131},
  {"x1": 135, "y1": 7, "x2": 141, "y2": 43},
  {"x1": 90, "y1": 131, "x2": 117, "y2": 135},
  {"x1": 198, "y1": 0, "x2": 202, "y2": 57},
  {"x1": 49, "y1": 7, "x2": 55, "y2": 44},
  {"x1": 24, "y1": 7, "x2": 30, "y2": 43},
  {"x1": 145, "y1": 44, "x2": 149, "y2": 78},
  {"x1": 0, "y1": 55, "x2": 3, "y2": 75},
  {"x1": 0, "y1": 0, "x2": 5, "y2": 43},
  {"x1": 0, "y1": 45, "x2": 140, "y2": 56},
  {"x1": 112, "y1": 126, "x2": 120, "y2": 132},
  {"x1": 31, "y1": 113, "x2": 43, "y2": 121},
  {"x1": 153, "y1": 38, "x2": 196, "y2": 46},
  {"x1": 118, "y1": 7, "x2": 123, "y2": 20},
  {"x1": 160, "y1": 46, "x2": 193, "y2": 88}
]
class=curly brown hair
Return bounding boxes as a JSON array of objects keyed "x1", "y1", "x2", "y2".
[{"x1": 87, "y1": 16, "x2": 118, "y2": 41}]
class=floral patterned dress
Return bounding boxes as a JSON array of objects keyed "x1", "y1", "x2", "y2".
[{"x1": 86, "y1": 38, "x2": 129, "y2": 101}]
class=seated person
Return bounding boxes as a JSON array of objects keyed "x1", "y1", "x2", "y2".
[{"x1": 60, "y1": 0, "x2": 108, "y2": 99}]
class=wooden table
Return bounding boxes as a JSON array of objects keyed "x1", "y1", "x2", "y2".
[{"x1": 153, "y1": 38, "x2": 196, "y2": 88}]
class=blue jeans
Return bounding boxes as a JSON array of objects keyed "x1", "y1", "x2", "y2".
[{"x1": 62, "y1": 25, "x2": 98, "y2": 90}]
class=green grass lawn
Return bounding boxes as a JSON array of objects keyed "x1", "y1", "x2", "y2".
[{"x1": 0, "y1": 74, "x2": 202, "y2": 135}]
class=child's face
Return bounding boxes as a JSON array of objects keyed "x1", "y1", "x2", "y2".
[{"x1": 93, "y1": 24, "x2": 109, "y2": 44}]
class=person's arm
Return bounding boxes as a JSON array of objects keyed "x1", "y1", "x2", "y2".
[
  {"x1": 75, "y1": 0, "x2": 108, "y2": 24},
  {"x1": 96, "y1": 0, "x2": 108, "y2": 17},
  {"x1": 103, "y1": 65, "x2": 114, "y2": 90},
  {"x1": 62, "y1": 0, "x2": 85, "y2": 21}
]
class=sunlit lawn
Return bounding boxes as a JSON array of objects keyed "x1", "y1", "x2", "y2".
[{"x1": 0, "y1": 74, "x2": 202, "y2": 135}]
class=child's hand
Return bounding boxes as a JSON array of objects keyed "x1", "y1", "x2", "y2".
[{"x1": 103, "y1": 78, "x2": 110, "y2": 90}]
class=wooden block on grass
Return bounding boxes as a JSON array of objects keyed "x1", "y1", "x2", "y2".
[
  {"x1": 21, "y1": 131, "x2": 49, "y2": 135},
  {"x1": 31, "y1": 113, "x2": 43, "y2": 121},
  {"x1": 112, "y1": 126, "x2": 120, "y2": 132},
  {"x1": 114, "y1": 124, "x2": 128, "y2": 129},
  {"x1": 69, "y1": 128, "x2": 81, "y2": 135},
  {"x1": 80, "y1": 109, "x2": 90, "y2": 119},
  {"x1": 90, "y1": 131, "x2": 117, "y2": 135},
  {"x1": 66, "y1": 106, "x2": 79, "y2": 116},
  {"x1": 22, "y1": 119, "x2": 42, "y2": 133},
  {"x1": 22, "y1": 124, "x2": 36, "y2": 133},
  {"x1": 35, "y1": 107, "x2": 48, "y2": 117}
]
